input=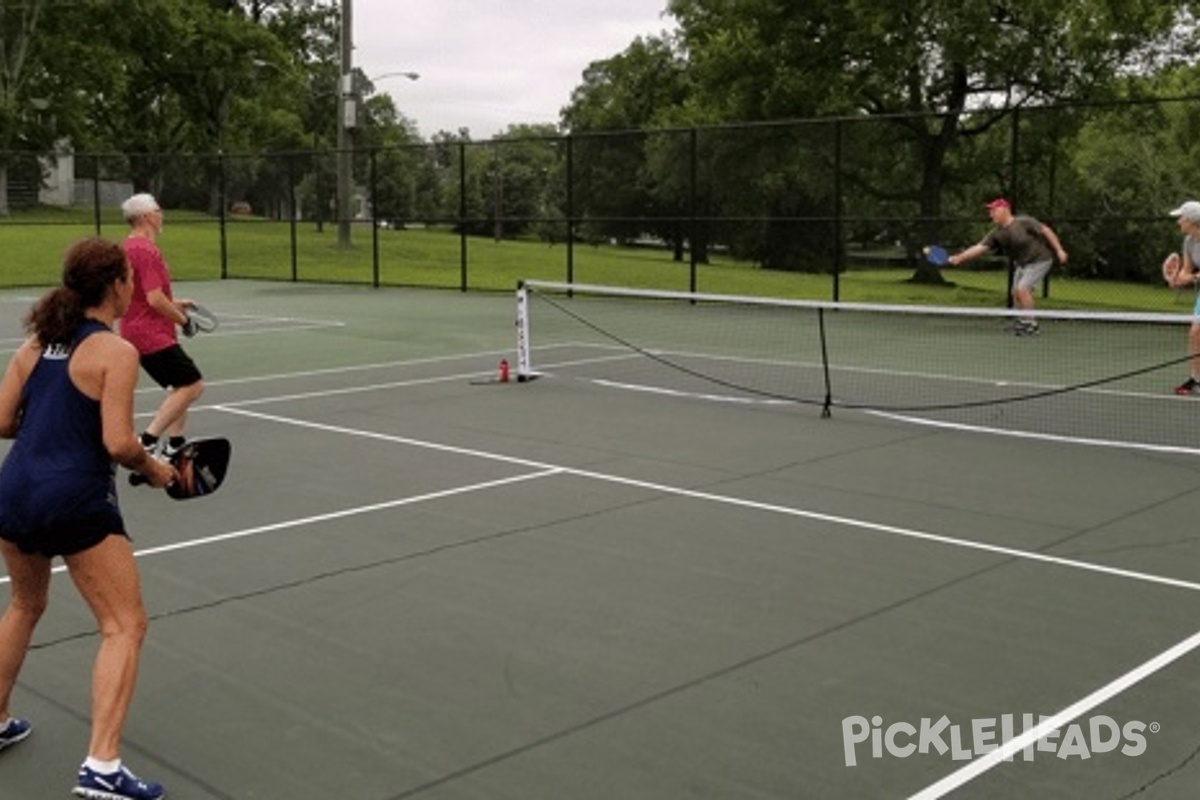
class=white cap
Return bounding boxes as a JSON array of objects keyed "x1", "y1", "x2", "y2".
[
  {"x1": 121, "y1": 193, "x2": 161, "y2": 222},
  {"x1": 1169, "y1": 200, "x2": 1200, "y2": 223}
]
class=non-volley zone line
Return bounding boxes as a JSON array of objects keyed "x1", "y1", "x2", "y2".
[
  {"x1": 0, "y1": 469, "x2": 563, "y2": 587},
  {"x1": 134, "y1": 347, "x2": 518, "y2": 399},
  {"x1": 214, "y1": 404, "x2": 1200, "y2": 799},
  {"x1": 216, "y1": 404, "x2": 1200, "y2": 596}
]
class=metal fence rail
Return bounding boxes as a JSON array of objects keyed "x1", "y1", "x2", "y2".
[{"x1": 2, "y1": 97, "x2": 1197, "y2": 305}]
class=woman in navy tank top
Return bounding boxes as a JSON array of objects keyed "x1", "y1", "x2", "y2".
[{"x1": 0, "y1": 237, "x2": 176, "y2": 799}]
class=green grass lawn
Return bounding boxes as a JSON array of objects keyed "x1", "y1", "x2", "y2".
[{"x1": 0, "y1": 205, "x2": 1185, "y2": 313}]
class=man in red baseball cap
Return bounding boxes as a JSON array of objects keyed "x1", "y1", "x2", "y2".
[{"x1": 947, "y1": 198, "x2": 1068, "y2": 335}]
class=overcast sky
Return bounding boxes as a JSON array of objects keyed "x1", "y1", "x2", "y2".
[{"x1": 349, "y1": 0, "x2": 677, "y2": 139}]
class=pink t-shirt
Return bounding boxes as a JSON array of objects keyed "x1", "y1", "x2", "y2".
[{"x1": 120, "y1": 236, "x2": 177, "y2": 355}]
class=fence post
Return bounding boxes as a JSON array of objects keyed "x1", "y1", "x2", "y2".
[
  {"x1": 314, "y1": 141, "x2": 325, "y2": 234},
  {"x1": 458, "y1": 141, "x2": 468, "y2": 291},
  {"x1": 566, "y1": 134, "x2": 575, "y2": 285},
  {"x1": 218, "y1": 151, "x2": 228, "y2": 280},
  {"x1": 91, "y1": 154, "x2": 102, "y2": 236},
  {"x1": 370, "y1": 147, "x2": 380, "y2": 288},
  {"x1": 1044, "y1": 111, "x2": 1059, "y2": 300},
  {"x1": 689, "y1": 127, "x2": 698, "y2": 294},
  {"x1": 833, "y1": 118, "x2": 844, "y2": 303},
  {"x1": 1004, "y1": 109, "x2": 1021, "y2": 309},
  {"x1": 288, "y1": 152, "x2": 298, "y2": 282}
]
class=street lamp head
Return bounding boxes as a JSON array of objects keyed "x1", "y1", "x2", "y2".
[{"x1": 372, "y1": 71, "x2": 420, "y2": 82}]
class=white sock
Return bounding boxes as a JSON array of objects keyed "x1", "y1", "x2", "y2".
[{"x1": 84, "y1": 756, "x2": 121, "y2": 774}]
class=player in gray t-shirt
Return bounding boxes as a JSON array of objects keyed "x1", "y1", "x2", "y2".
[{"x1": 947, "y1": 198, "x2": 1069, "y2": 335}]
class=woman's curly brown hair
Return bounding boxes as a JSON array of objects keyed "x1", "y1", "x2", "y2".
[{"x1": 25, "y1": 238, "x2": 128, "y2": 346}]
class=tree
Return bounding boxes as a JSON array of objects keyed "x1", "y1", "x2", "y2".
[
  {"x1": 666, "y1": 0, "x2": 1195, "y2": 280},
  {"x1": 0, "y1": 0, "x2": 51, "y2": 214},
  {"x1": 352, "y1": 90, "x2": 425, "y2": 223},
  {"x1": 560, "y1": 36, "x2": 693, "y2": 253}
]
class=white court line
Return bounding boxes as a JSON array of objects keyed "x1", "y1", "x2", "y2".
[
  {"x1": 123, "y1": 350, "x2": 632, "y2": 420},
  {"x1": 869, "y1": 409, "x2": 1200, "y2": 457},
  {"x1": 132, "y1": 349, "x2": 640, "y2": 408},
  {"x1": 0, "y1": 313, "x2": 347, "y2": 356},
  {"x1": 184, "y1": 349, "x2": 515, "y2": 388},
  {"x1": 211, "y1": 403, "x2": 1200, "y2": 800},
  {"x1": 124, "y1": 342, "x2": 596, "y2": 397},
  {"x1": 5, "y1": 364, "x2": 1197, "y2": 797},
  {"x1": 0, "y1": 469, "x2": 561, "y2": 585},
  {"x1": 592, "y1": 378, "x2": 792, "y2": 405},
  {"x1": 561, "y1": 341, "x2": 1191, "y2": 407},
  {"x1": 907, "y1": 627, "x2": 1200, "y2": 799},
  {"x1": 215, "y1": 405, "x2": 1200, "y2": 595},
  {"x1": 191, "y1": 320, "x2": 344, "y2": 338},
  {"x1": 536, "y1": 345, "x2": 1200, "y2": 455}
]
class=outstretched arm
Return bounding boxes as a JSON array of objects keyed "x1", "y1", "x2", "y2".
[{"x1": 948, "y1": 242, "x2": 990, "y2": 267}]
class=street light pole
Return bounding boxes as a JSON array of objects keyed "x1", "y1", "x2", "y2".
[{"x1": 336, "y1": 0, "x2": 354, "y2": 248}]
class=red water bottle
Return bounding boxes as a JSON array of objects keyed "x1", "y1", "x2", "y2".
[{"x1": 499, "y1": 359, "x2": 510, "y2": 383}]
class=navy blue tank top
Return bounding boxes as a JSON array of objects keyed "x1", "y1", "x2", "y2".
[{"x1": 0, "y1": 320, "x2": 120, "y2": 537}]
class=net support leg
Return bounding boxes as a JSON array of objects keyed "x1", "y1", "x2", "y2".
[{"x1": 818, "y1": 307, "x2": 833, "y2": 418}]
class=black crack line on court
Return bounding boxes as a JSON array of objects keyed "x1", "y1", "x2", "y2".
[
  {"x1": 686, "y1": 418, "x2": 1200, "y2": 569},
  {"x1": 671, "y1": 424, "x2": 1085, "y2": 540},
  {"x1": 21, "y1": 443, "x2": 1190, "y2": 799},
  {"x1": 1034, "y1": 482, "x2": 1200, "y2": 561},
  {"x1": 7, "y1": 681, "x2": 238, "y2": 800},
  {"x1": 1114, "y1": 736, "x2": 1200, "y2": 798},
  {"x1": 25, "y1": 492, "x2": 676, "y2": 652},
  {"x1": 13, "y1": 505, "x2": 1188, "y2": 800},
  {"x1": 375, "y1": 553, "x2": 1074, "y2": 800},
  {"x1": 17, "y1": 490, "x2": 1042, "y2": 799},
  {"x1": 368, "y1": 485, "x2": 1200, "y2": 799}
]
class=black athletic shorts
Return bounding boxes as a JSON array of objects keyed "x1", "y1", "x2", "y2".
[
  {"x1": 1, "y1": 513, "x2": 128, "y2": 558},
  {"x1": 141, "y1": 344, "x2": 203, "y2": 389}
]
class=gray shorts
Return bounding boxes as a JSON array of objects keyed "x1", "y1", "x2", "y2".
[{"x1": 1013, "y1": 259, "x2": 1053, "y2": 292}]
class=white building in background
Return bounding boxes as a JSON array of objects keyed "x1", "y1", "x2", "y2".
[
  {"x1": 37, "y1": 143, "x2": 132, "y2": 208},
  {"x1": 38, "y1": 142, "x2": 74, "y2": 206}
]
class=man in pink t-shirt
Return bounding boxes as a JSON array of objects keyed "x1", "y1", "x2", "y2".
[{"x1": 119, "y1": 193, "x2": 205, "y2": 456}]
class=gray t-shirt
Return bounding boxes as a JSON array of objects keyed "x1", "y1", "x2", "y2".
[
  {"x1": 983, "y1": 216, "x2": 1054, "y2": 266},
  {"x1": 1184, "y1": 234, "x2": 1200, "y2": 268}
]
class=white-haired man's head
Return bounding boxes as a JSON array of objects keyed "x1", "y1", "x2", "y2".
[{"x1": 121, "y1": 193, "x2": 161, "y2": 225}]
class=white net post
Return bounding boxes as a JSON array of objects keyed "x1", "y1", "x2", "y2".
[{"x1": 515, "y1": 280, "x2": 536, "y2": 381}]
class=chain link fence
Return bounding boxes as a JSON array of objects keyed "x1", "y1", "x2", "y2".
[{"x1": 3, "y1": 97, "x2": 1198, "y2": 307}]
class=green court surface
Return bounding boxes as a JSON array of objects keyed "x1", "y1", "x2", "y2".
[{"x1": 3, "y1": 280, "x2": 1200, "y2": 799}]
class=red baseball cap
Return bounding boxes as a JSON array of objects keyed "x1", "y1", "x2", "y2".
[{"x1": 986, "y1": 198, "x2": 1011, "y2": 211}]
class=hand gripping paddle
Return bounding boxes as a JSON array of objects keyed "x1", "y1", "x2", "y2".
[
  {"x1": 131, "y1": 437, "x2": 232, "y2": 500},
  {"x1": 183, "y1": 303, "x2": 219, "y2": 337}
]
